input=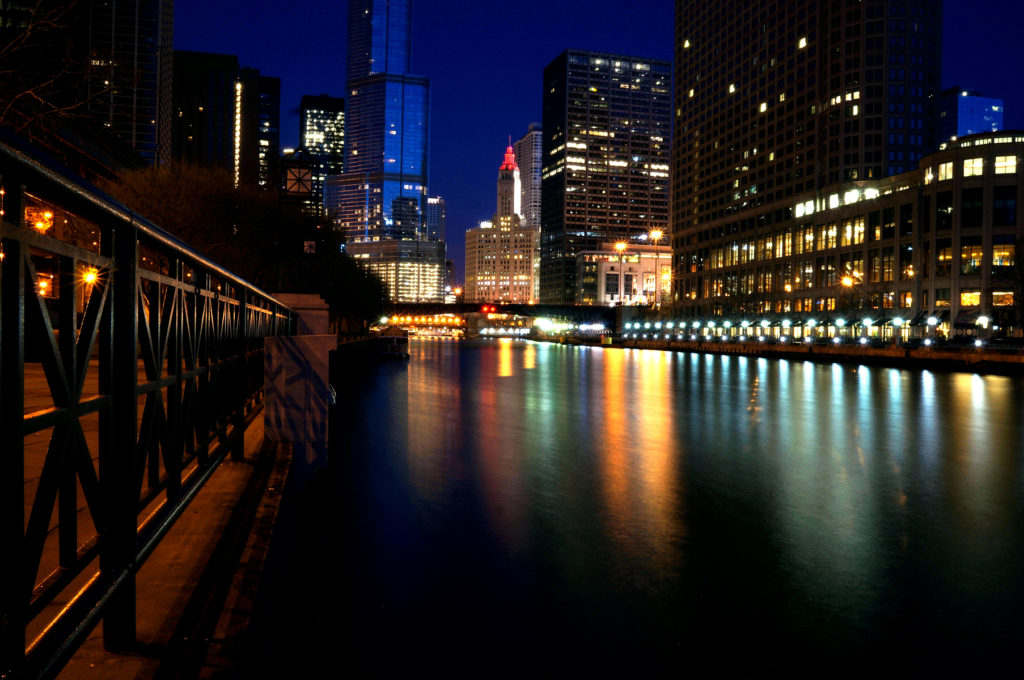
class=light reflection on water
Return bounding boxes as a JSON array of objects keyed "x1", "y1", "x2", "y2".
[{"x1": 341, "y1": 339, "x2": 1024, "y2": 674}]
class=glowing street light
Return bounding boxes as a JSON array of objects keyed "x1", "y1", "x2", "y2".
[
  {"x1": 615, "y1": 241, "x2": 628, "y2": 305},
  {"x1": 649, "y1": 229, "x2": 665, "y2": 307}
]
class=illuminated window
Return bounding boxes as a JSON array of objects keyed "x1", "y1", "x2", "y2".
[
  {"x1": 938, "y1": 162, "x2": 953, "y2": 180},
  {"x1": 961, "y1": 238, "x2": 983, "y2": 275},
  {"x1": 853, "y1": 217, "x2": 865, "y2": 245},
  {"x1": 960, "y1": 290, "x2": 981, "y2": 307},
  {"x1": 994, "y1": 156, "x2": 1017, "y2": 174},
  {"x1": 963, "y1": 157, "x2": 983, "y2": 177},
  {"x1": 993, "y1": 291, "x2": 1014, "y2": 306},
  {"x1": 992, "y1": 237, "x2": 1015, "y2": 272}
]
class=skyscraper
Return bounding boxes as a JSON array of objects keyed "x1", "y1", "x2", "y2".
[
  {"x1": 300, "y1": 94, "x2": 345, "y2": 217},
  {"x1": 515, "y1": 123, "x2": 543, "y2": 302},
  {"x1": 240, "y1": 68, "x2": 280, "y2": 189},
  {"x1": 327, "y1": 0, "x2": 442, "y2": 302},
  {"x1": 86, "y1": 0, "x2": 174, "y2": 165},
  {"x1": 171, "y1": 52, "x2": 279, "y2": 189},
  {"x1": 540, "y1": 50, "x2": 671, "y2": 304},
  {"x1": 939, "y1": 88, "x2": 1004, "y2": 141},
  {"x1": 514, "y1": 123, "x2": 543, "y2": 232},
  {"x1": 424, "y1": 196, "x2": 447, "y2": 242},
  {"x1": 465, "y1": 142, "x2": 539, "y2": 303},
  {"x1": 671, "y1": 0, "x2": 943, "y2": 318}
]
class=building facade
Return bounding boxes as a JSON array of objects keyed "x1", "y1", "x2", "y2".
[
  {"x1": 672, "y1": 0, "x2": 944, "y2": 312},
  {"x1": 671, "y1": 132, "x2": 1023, "y2": 339},
  {"x1": 540, "y1": 50, "x2": 671, "y2": 304},
  {"x1": 346, "y1": 240, "x2": 445, "y2": 303},
  {"x1": 939, "y1": 88, "x2": 1003, "y2": 142},
  {"x1": 576, "y1": 242, "x2": 672, "y2": 306},
  {"x1": 299, "y1": 94, "x2": 345, "y2": 217},
  {"x1": 465, "y1": 144, "x2": 540, "y2": 303}
]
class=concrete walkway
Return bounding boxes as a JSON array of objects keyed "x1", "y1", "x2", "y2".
[{"x1": 57, "y1": 412, "x2": 293, "y2": 680}]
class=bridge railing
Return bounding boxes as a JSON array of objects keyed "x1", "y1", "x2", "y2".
[{"x1": 0, "y1": 132, "x2": 293, "y2": 679}]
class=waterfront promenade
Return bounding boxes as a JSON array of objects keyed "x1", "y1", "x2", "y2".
[{"x1": 56, "y1": 411, "x2": 294, "y2": 679}]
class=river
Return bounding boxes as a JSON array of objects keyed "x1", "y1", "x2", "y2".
[{"x1": 311, "y1": 338, "x2": 1024, "y2": 676}]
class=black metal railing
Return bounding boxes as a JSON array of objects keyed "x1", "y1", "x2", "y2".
[{"x1": 0, "y1": 132, "x2": 293, "y2": 679}]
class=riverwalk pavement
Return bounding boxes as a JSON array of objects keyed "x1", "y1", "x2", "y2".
[{"x1": 57, "y1": 410, "x2": 300, "y2": 680}]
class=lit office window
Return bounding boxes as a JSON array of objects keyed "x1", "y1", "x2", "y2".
[
  {"x1": 938, "y1": 162, "x2": 953, "y2": 180},
  {"x1": 963, "y1": 157, "x2": 983, "y2": 177},
  {"x1": 994, "y1": 156, "x2": 1017, "y2": 174}
]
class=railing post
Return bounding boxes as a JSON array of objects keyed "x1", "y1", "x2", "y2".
[
  {"x1": 166, "y1": 257, "x2": 183, "y2": 498},
  {"x1": 0, "y1": 182, "x2": 26, "y2": 677},
  {"x1": 231, "y1": 292, "x2": 247, "y2": 460},
  {"x1": 99, "y1": 218, "x2": 139, "y2": 651}
]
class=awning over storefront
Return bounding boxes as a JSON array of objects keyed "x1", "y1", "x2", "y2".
[{"x1": 953, "y1": 309, "x2": 980, "y2": 328}]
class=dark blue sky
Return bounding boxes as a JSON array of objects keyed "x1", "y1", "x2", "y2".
[{"x1": 176, "y1": 1, "x2": 1024, "y2": 282}]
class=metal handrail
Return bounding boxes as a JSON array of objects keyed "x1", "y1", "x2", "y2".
[
  {"x1": 0, "y1": 128, "x2": 286, "y2": 305},
  {"x1": 0, "y1": 130, "x2": 294, "y2": 679}
]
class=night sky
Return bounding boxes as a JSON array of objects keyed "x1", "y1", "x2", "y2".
[{"x1": 175, "y1": 0, "x2": 1024, "y2": 283}]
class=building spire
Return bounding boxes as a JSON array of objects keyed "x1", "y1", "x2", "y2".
[{"x1": 500, "y1": 136, "x2": 518, "y2": 171}]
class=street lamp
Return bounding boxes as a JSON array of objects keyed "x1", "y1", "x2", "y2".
[
  {"x1": 649, "y1": 229, "x2": 665, "y2": 307},
  {"x1": 615, "y1": 241, "x2": 628, "y2": 305}
]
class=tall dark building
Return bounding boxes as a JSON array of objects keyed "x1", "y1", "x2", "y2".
[
  {"x1": 172, "y1": 51, "x2": 280, "y2": 188},
  {"x1": 539, "y1": 50, "x2": 671, "y2": 304},
  {"x1": 240, "y1": 68, "x2": 280, "y2": 189},
  {"x1": 326, "y1": 0, "x2": 442, "y2": 302},
  {"x1": 299, "y1": 94, "x2": 345, "y2": 217},
  {"x1": 672, "y1": 0, "x2": 942, "y2": 312},
  {"x1": 86, "y1": 0, "x2": 174, "y2": 165}
]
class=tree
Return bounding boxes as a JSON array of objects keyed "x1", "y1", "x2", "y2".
[
  {"x1": 99, "y1": 163, "x2": 388, "y2": 327},
  {"x1": 0, "y1": 1, "x2": 90, "y2": 135}
]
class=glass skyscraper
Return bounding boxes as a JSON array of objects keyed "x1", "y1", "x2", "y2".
[
  {"x1": 329, "y1": 0, "x2": 431, "y2": 243},
  {"x1": 327, "y1": 0, "x2": 442, "y2": 301}
]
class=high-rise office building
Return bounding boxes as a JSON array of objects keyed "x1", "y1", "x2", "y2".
[
  {"x1": 86, "y1": 0, "x2": 174, "y2": 165},
  {"x1": 240, "y1": 68, "x2": 280, "y2": 189},
  {"x1": 672, "y1": 0, "x2": 943, "y2": 314},
  {"x1": 299, "y1": 94, "x2": 345, "y2": 217},
  {"x1": 327, "y1": 0, "x2": 442, "y2": 302},
  {"x1": 540, "y1": 50, "x2": 671, "y2": 304},
  {"x1": 939, "y1": 88, "x2": 1003, "y2": 141},
  {"x1": 424, "y1": 195, "x2": 447, "y2": 242},
  {"x1": 515, "y1": 123, "x2": 543, "y2": 231},
  {"x1": 465, "y1": 143, "x2": 540, "y2": 304},
  {"x1": 172, "y1": 51, "x2": 239, "y2": 171},
  {"x1": 172, "y1": 51, "x2": 280, "y2": 189},
  {"x1": 515, "y1": 123, "x2": 543, "y2": 302}
]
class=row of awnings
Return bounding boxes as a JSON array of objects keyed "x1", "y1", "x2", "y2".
[{"x1": 684, "y1": 310, "x2": 991, "y2": 328}]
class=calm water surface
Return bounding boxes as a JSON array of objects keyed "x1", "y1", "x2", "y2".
[{"x1": 330, "y1": 339, "x2": 1023, "y2": 676}]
